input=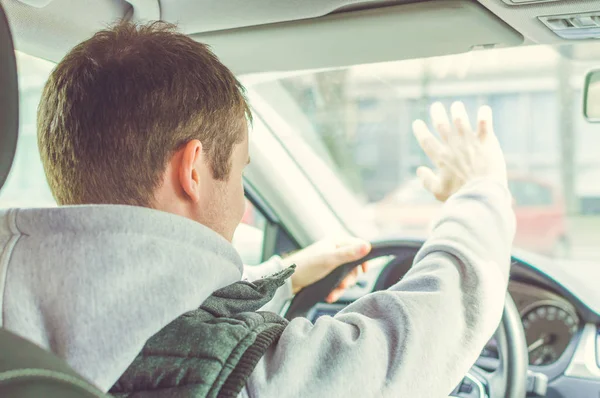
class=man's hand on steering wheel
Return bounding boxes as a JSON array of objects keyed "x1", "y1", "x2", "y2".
[{"x1": 282, "y1": 237, "x2": 372, "y2": 303}]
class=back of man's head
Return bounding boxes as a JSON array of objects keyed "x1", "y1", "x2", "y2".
[{"x1": 38, "y1": 21, "x2": 251, "y2": 207}]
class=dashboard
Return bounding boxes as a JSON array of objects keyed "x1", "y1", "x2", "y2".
[
  {"x1": 303, "y1": 251, "x2": 600, "y2": 396},
  {"x1": 504, "y1": 281, "x2": 579, "y2": 367}
]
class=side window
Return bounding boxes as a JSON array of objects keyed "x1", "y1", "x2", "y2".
[
  {"x1": 232, "y1": 199, "x2": 267, "y2": 265},
  {"x1": 233, "y1": 185, "x2": 300, "y2": 266}
]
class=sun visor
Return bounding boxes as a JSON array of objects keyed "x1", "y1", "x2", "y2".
[{"x1": 191, "y1": 0, "x2": 524, "y2": 75}]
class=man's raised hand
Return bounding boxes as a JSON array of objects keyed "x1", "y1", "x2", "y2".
[{"x1": 412, "y1": 101, "x2": 507, "y2": 202}]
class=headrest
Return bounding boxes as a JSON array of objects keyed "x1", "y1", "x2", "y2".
[{"x1": 0, "y1": 4, "x2": 18, "y2": 191}]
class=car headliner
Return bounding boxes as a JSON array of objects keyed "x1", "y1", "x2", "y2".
[{"x1": 2, "y1": 0, "x2": 600, "y2": 74}]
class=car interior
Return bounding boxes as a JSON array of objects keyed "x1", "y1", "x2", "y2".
[{"x1": 1, "y1": 0, "x2": 600, "y2": 397}]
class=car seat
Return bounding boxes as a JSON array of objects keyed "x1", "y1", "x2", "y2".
[{"x1": 0, "y1": 4, "x2": 107, "y2": 397}]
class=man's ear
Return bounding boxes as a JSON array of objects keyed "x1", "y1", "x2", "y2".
[{"x1": 179, "y1": 139, "x2": 204, "y2": 203}]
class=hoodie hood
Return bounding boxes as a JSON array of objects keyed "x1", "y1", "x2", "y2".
[{"x1": 0, "y1": 205, "x2": 243, "y2": 391}]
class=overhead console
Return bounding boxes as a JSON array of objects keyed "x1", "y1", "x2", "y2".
[
  {"x1": 540, "y1": 12, "x2": 600, "y2": 40},
  {"x1": 479, "y1": 0, "x2": 600, "y2": 45}
]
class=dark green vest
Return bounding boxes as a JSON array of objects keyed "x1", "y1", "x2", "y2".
[{"x1": 110, "y1": 266, "x2": 295, "y2": 398}]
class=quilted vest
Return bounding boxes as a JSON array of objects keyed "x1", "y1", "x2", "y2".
[{"x1": 110, "y1": 266, "x2": 295, "y2": 398}]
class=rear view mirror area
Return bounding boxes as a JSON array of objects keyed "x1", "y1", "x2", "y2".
[{"x1": 584, "y1": 69, "x2": 600, "y2": 122}]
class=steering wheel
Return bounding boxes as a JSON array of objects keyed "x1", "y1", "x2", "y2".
[{"x1": 286, "y1": 240, "x2": 528, "y2": 398}]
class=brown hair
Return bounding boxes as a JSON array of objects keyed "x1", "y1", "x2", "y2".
[{"x1": 38, "y1": 21, "x2": 251, "y2": 207}]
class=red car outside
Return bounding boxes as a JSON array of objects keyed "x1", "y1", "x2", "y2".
[{"x1": 370, "y1": 175, "x2": 569, "y2": 257}]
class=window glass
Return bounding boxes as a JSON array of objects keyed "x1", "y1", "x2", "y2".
[
  {"x1": 233, "y1": 199, "x2": 267, "y2": 265},
  {"x1": 0, "y1": 52, "x2": 55, "y2": 208},
  {"x1": 246, "y1": 43, "x2": 600, "y2": 261}
]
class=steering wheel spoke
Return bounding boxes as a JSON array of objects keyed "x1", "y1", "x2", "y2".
[{"x1": 450, "y1": 368, "x2": 490, "y2": 397}]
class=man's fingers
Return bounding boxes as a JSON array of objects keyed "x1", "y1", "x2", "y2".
[
  {"x1": 337, "y1": 277, "x2": 351, "y2": 290},
  {"x1": 361, "y1": 262, "x2": 368, "y2": 273},
  {"x1": 417, "y1": 166, "x2": 441, "y2": 196},
  {"x1": 430, "y1": 102, "x2": 451, "y2": 142},
  {"x1": 326, "y1": 288, "x2": 343, "y2": 303},
  {"x1": 327, "y1": 269, "x2": 359, "y2": 303},
  {"x1": 331, "y1": 239, "x2": 370, "y2": 269},
  {"x1": 340, "y1": 268, "x2": 359, "y2": 288},
  {"x1": 477, "y1": 105, "x2": 493, "y2": 140},
  {"x1": 334, "y1": 236, "x2": 369, "y2": 249},
  {"x1": 450, "y1": 101, "x2": 473, "y2": 141},
  {"x1": 325, "y1": 262, "x2": 367, "y2": 303},
  {"x1": 413, "y1": 120, "x2": 445, "y2": 166}
]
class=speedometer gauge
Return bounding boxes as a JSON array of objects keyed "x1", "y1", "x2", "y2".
[{"x1": 521, "y1": 302, "x2": 579, "y2": 366}]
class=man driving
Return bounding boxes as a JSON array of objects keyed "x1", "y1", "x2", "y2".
[{"x1": 0, "y1": 22, "x2": 515, "y2": 397}]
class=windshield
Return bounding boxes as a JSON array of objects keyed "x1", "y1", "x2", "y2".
[{"x1": 246, "y1": 43, "x2": 600, "y2": 262}]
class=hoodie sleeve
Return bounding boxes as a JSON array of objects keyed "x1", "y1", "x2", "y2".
[
  {"x1": 243, "y1": 178, "x2": 515, "y2": 398},
  {"x1": 243, "y1": 257, "x2": 294, "y2": 314}
]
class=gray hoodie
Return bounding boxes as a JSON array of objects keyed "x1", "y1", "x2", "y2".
[{"x1": 0, "y1": 178, "x2": 514, "y2": 397}]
